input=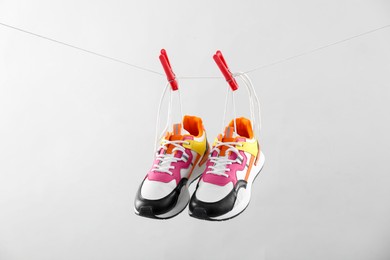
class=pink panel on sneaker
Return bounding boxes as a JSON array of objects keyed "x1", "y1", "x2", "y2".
[
  {"x1": 201, "y1": 151, "x2": 247, "y2": 186},
  {"x1": 147, "y1": 149, "x2": 193, "y2": 185}
]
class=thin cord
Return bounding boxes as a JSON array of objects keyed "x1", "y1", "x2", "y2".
[
  {"x1": 164, "y1": 24, "x2": 390, "y2": 78},
  {"x1": 221, "y1": 88, "x2": 238, "y2": 135},
  {"x1": 154, "y1": 83, "x2": 184, "y2": 153},
  {"x1": 154, "y1": 82, "x2": 170, "y2": 152},
  {"x1": 176, "y1": 89, "x2": 184, "y2": 123},
  {"x1": 0, "y1": 21, "x2": 163, "y2": 76},
  {"x1": 235, "y1": 73, "x2": 262, "y2": 138},
  {"x1": 232, "y1": 90, "x2": 237, "y2": 134},
  {"x1": 223, "y1": 72, "x2": 262, "y2": 139},
  {"x1": 244, "y1": 24, "x2": 390, "y2": 74},
  {"x1": 167, "y1": 88, "x2": 173, "y2": 134},
  {"x1": 177, "y1": 76, "x2": 223, "y2": 79},
  {"x1": 0, "y1": 21, "x2": 389, "y2": 77},
  {"x1": 221, "y1": 87, "x2": 230, "y2": 131}
]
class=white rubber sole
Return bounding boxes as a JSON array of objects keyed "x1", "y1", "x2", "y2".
[
  {"x1": 134, "y1": 161, "x2": 206, "y2": 219},
  {"x1": 208, "y1": 151, "x2": 265, "y2": 221}
]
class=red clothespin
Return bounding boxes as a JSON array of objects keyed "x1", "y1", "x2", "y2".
[
  {"x1": 213, "y1": 50, "x2": 239, "y2": 91},
  {"x1": 159, "y1": 49, "x2": 178, "y2": 91}
]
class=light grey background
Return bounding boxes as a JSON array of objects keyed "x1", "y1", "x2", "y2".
[{"x1": 1, "y1": 0, "x2": 390, "y2": 259}]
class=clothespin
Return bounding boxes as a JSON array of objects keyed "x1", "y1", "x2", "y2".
[
  {"x1": 159, "y1": 49, "x2": 178, "y2": 91},
  {"x1": 213, "y1": 50, "x2": 239, "y2": 91}
]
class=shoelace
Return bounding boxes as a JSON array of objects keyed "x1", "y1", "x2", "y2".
[
  {"x1": 222, "y1": 72, "x2": 262, "y2": 139},
  {"x1": 151, "y1": 140, "x2": 189, "y2": 175},
  {"x1": 206, "y1": 141, "x2": 243, "y2": 177},
  {"x1": 154, "y1": 82, "x2": 184, "y2": 153}
]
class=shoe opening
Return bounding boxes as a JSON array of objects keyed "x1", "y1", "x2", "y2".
[
  {"x1": 183, "y1": 115, "x2": 203, "y2": 137},
  {"x1": 228, "y1": 117, "x2": 254, "y2": 139}
]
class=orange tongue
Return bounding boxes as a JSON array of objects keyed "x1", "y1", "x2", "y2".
[
  {"x1": 220, "y1": 126, "x2": 235, "y2": 156},
  {"x1": 166, "y1": 123, "x2": 183, "y2": 154}
]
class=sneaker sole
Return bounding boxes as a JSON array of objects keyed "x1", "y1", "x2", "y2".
[
  {"x1": 134, "y1": 161, "x2": 206, "y2": 220},
  {"x1": 190, "y1": 151, "x2": 265, "y2": 221}
]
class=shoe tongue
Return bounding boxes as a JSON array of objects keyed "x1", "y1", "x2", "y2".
[
  {"x1": 166, "y1": 123, "x2": 184, "y2": 154},
  {"x1": 220, "y1": 126, "x2": 237, "y2": 156},
  {"x1": 223, "y1": 126, "x2": 235, "y2": 139},
  {"x1": 172, "y1": 123, "x2": 182, "y2": 136}
]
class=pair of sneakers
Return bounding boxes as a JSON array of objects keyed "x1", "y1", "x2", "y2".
[{"x1": 134, "y1": 115, "x2": 265, "y2": 221}]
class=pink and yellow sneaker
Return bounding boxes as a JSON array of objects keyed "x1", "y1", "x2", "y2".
[
  {"x1": 189, "y1": 117, "x2": 265, "y2": 221},
  {"x1": 134, "y1": 115, "x2": 209, "y2": 219}
]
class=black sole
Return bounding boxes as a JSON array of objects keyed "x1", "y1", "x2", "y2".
[
  {"x1": 135, "y1": 200, "x2": 190, "y2": 220},
  {"x1": 189, "y1": 163, "x2": 265, "y2": 221},
  {"x1": 189, "y1": 202, "x2": 251, "y2": 222},
  {"x1": 134, "y1": 173, "x2": 203, "y2": 220}
]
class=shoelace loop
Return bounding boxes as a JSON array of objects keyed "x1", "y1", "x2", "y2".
[
  {"x1": 151, "y1": 140, "x2": 189, "y2": 175},
  {"x1": 206, "y1": 141, "x2": 243, "y2": 177}
]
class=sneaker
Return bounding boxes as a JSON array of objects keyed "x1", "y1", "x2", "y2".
[
  {"x1": 189, "y1": 117, "x2": 265, "y2": 221},
  {"x1": 134, "y1": 115, "x2": 209, "y2": 219}
]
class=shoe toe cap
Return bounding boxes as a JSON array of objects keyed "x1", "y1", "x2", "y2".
[
  {"x1": 189, "y1": 180, "x2": 247, "y2": 219},
  {"x1": 135, "y1": 178, "x2": 187, "y2": 217}
]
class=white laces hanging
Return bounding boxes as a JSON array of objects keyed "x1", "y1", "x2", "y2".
[
  {"x1": 235, "y1": 72, "x2": 262, "y2": 139},
  {"x1": 206, "y1": 141, "x2": 244, "y2": 177},
  {"x1": 151, "y1": 139, "x2": 190, "y2": 175},
  {"x1": 209, "y1": 72, "x2": 261, "y2": 177},
  {"x1": 154, "y1": 82, "x2": 184, "y2": 153},
  {"x1": 221, "y1": 72, "x2": 262, "y2": 139}
]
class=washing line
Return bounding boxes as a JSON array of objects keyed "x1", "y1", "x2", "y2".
[{"x1": 1, "y1": 21, "x2": 389, "y2": 79}]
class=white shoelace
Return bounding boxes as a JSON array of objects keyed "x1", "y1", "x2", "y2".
[
  {"x1": 206, "y1": 141, "x2": 243, "y2": 177},
  {"x1": 222, "y1": 72, "x2": 262, "y2": 139},
  {"x1": 151, "y1": 140, "x2": 189, "y2": 175},
  {"x1": 154, "y1": 82, "x2": 184, "y2": 155}
]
